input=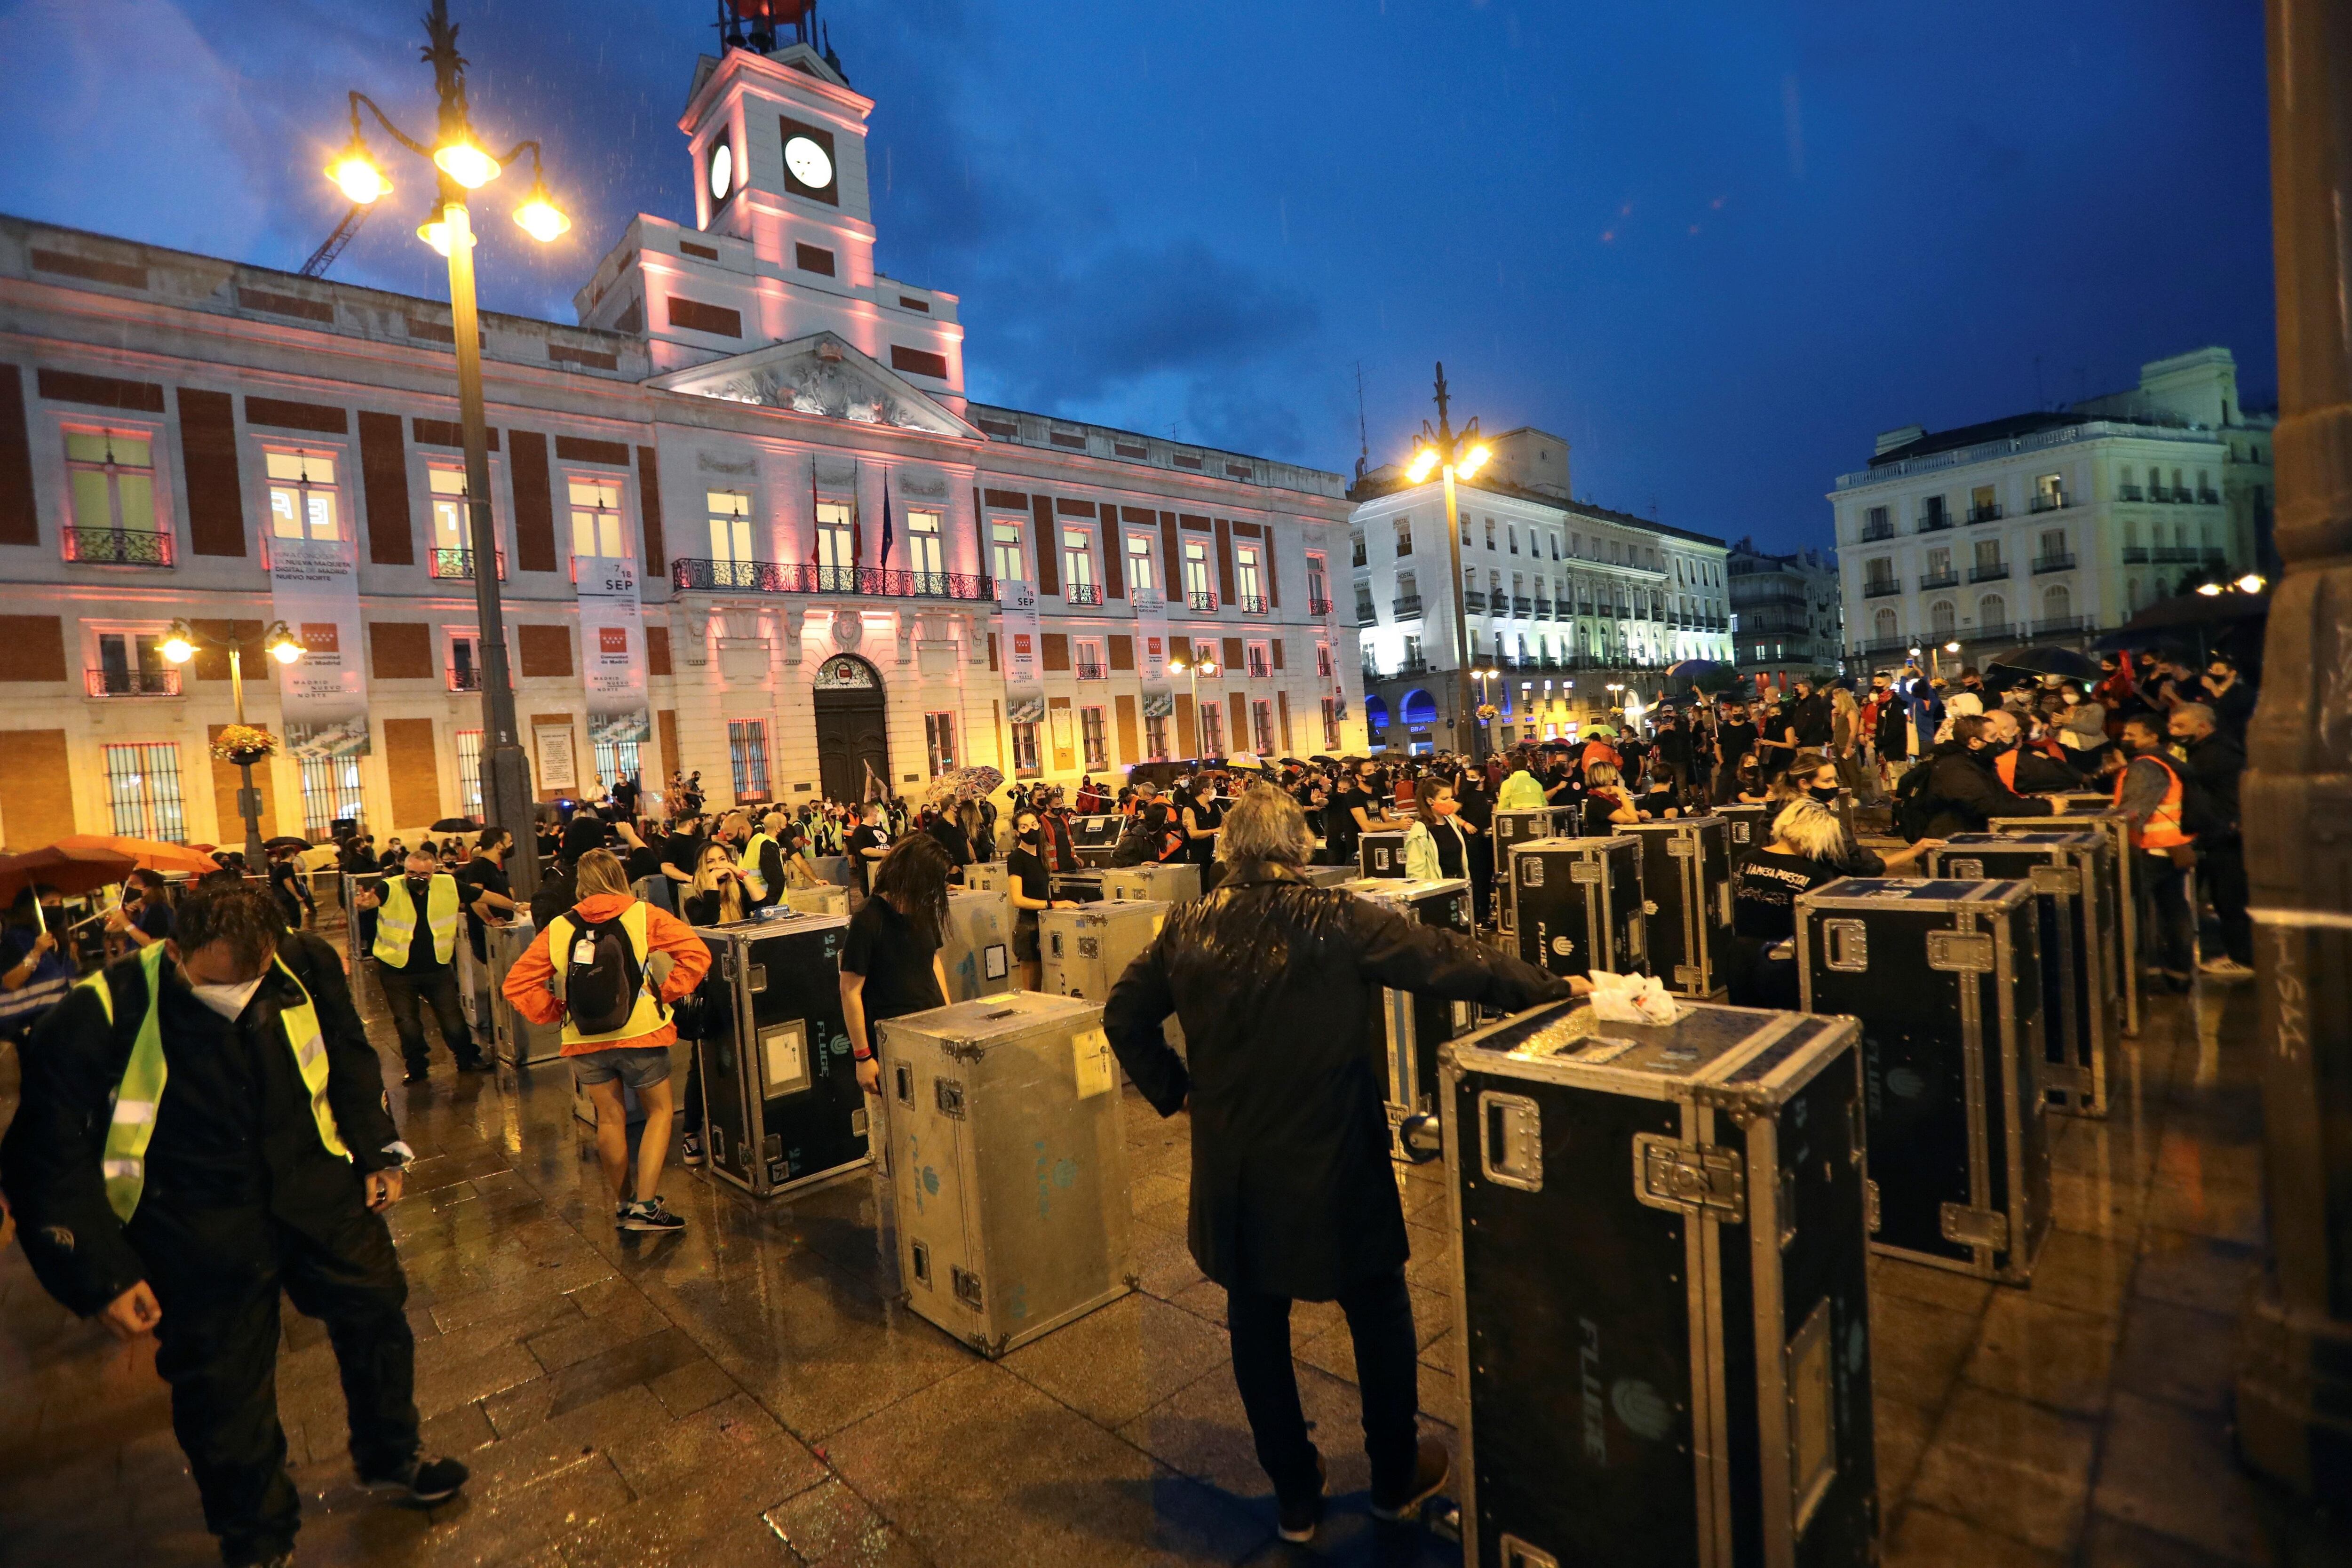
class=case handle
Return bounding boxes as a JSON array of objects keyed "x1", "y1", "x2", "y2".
[{"x1": 1478, "y1": 1091, "x2": 1543, "y2": 1192}]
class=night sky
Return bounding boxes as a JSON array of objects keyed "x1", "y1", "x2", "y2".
[{"x1": 0, "y1": 0, "x2": 2276, "y2": 553}]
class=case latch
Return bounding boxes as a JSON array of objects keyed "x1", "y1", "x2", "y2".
[
  {"x1": 934, "y1": 1078, "x2": 967, "y2": 1120},
  {"x1": 1666, "y1": 837, "x2": 1697, "y2": 859},
  {"x1": 1632, "y1": 1132, "x2": 1747, "y2": 1221},
  {"x1": 1925, "y1": 931, "x2": 1995, "y2": 972},
  {"x1": 1940, "y1": 1202, "x2": 2010, "y2": 1250}
]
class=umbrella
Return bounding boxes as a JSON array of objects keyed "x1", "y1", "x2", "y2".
[
  {"x1": 0, "y1": 844, "x2": 138, "y2": 922},
  {"x1": 49, "y1": 834, "x2": 220, "y2": 876},
  {"x1": 1666, "y1": 659, "x2": 1727, "y2": 680},
  {"x1": 431, "y1": 817, "x2": 482, "y2": 833},
  {"x1": 264, "y1": 835, "x2": 313, "y2": 853},
  {"x1": 1984, "y1": 646, "x2": 2100, "y2": 682},
  {"x1": 928, "y1": 764, "x2": 1004, "y2": 804}
]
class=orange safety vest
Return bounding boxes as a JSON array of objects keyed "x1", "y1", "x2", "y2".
[
  {"x1": 1995, "y1": 750, "x2": 2019, "y2": 791},
  {"x1": 2114, "y1": 752, "x2": 2190, "y2": 849}
]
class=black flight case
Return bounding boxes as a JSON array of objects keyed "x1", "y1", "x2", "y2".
[
  {"x1": 1716, "y1": 803, "x2": 1773, "y2": 868},
  {"x1": 1989, "y1": 801, "x2": 2139, "y2": 1039},
  {"x1": 1490, "y1": 807, "x2": 1573, "y2": 931},
  {"x1": 1625, "y1": 817, "x2": 1736, "y2": 1000},
  {"x1": 1359, "y1": 828, "x2": 1409, "y2": 878},
  {"x1": 1794, "y1": 878, "x2": 2050, "y2": 1284},
  {"x1": 1336, "y1": 876, "x2": 1476, "y2": 1160},
  {"x1": 1440, "y1": 999, "x2": 1876, "y2": 1568},
  {"x1": 1511, "y1": 835, "x2": 1647, "y2": 984},
  {"x1": 692, "y1": 912, "x2": 872, "y2": 1198},
  {"x1": 1927, "y1": 832, "x2": 2118, "y2": 1118}
]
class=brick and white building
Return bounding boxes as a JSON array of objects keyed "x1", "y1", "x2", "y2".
[{"x1": 0, "y1": 39, "x2": 1359, "y2": 849}]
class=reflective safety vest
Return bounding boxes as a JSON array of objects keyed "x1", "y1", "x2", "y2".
[
  {"x1": 2114, "y1": 752, "x2": 2191, "y2": 849},
  {"x1": 542, "y1": 902, "x2": 668, "y2": 1047},
  {"x1": 738, "y1": 833, "x2": 775, "y2": 901},
  {"x1": 1994, "y1": 750, "x2": 2020, "y2": 790},
  {"x1": 91, "y1": 943, "x2": 348, "y2": 1222},
  {"x1": 373, "y1": 874, "x2": 461, "y2": 967}
]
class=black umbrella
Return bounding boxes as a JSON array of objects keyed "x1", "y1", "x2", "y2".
[
  {"x1": 262, "y1": 835, "x2": 312, "y2": 852},
  {"x1": 1666, "y1": 659, "x2": 1727, "y2": 680},
  {"x1": 430, "y1": 816, "x2": 482, "y2": 833},
  {"x1": 1984, "y1": 646, "x2": 2101, "y2": 682}
]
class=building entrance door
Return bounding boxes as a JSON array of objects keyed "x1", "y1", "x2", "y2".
[{"x1": 813, "y1": 653, "x2": 890, "y2": 804}]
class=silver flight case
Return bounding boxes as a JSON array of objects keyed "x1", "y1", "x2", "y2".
[
  {"x1": 485, "y1": 917, "x2": 565, "y2": 1067},
  {"x1": 1099, "y1": 862, "x2": 1203, "y2": 905},
  {"x1": 1040, "y1": 901, "x2": 1168, "y2": 1002},
  {"x1": 941, "y1": 888, "x2": 1015, "y2": 1002}
]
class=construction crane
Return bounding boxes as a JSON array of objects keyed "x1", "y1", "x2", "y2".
[{"x1": 298, "y1": 203, "x2": 369, "y2": 279}]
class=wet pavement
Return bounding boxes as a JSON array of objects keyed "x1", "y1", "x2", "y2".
[{"x1": 1, "y1": 938, "x2": 2344, "y2": 1567}]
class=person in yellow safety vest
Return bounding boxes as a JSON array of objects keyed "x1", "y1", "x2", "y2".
[
  {"x1": 2108, "y1": 713, "x2": 2198, "y2": 993},
  {"x1": 502, "y1": 850, "x2": 711, "y2": 1234},
  {"x1": 0, "y1": 881, "x2": 472, "y2": 1566},
  {"x1": 736, "y1": 811, "x2": 788, "y2": 908},
  {"x1": 355, "y1": 850, "x2": 487, "y2": 1083}
]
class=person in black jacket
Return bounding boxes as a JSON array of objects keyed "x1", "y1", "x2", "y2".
[
  {"x1": 0, "y1": 883, "x2": 468, "y2": 1567},
  {"x1": 2170, "y1": 700, "x2": 2254, "y2": 979},
  {"x1": 1104, "y1": 785, "x2": 1581, "y2": 1544},
  {"x1": 1918, "y1": 715, "x2": 2071, "y2": 837}
]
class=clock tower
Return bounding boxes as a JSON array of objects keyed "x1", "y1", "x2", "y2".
[{"x1": 574, "y1": 23, "x2": 963, "y2": 404}]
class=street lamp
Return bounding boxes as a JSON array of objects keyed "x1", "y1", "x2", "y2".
[
  {"x1": 1167, "y1": 653, "x2": 1220, "y2": 754},
  {"x1": 161, "y1": 620, "x2": 304, "y2": 868},
  {"x1": 1470, "y1": 665, "x2": 1501, "y2": 755},
  {"x1": 1402, "y1": 363, "x2": 1492, "y2": 764},
  {"x1": 323, "y1": 0, "x2": 569, "y2": 896}
]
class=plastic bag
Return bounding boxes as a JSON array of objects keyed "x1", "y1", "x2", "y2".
[{"x1": 1585, "y1": 969, "x2": 1681, "y2": 1027}]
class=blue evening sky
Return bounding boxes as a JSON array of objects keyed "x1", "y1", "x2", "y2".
[{"x1": 0, "y1": 0, "x2": 2274, "y2": 553}]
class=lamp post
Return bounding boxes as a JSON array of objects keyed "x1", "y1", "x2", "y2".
[
  {"x1": 161, "y1": 619, "x2": 304, "y2": 869},
  {"x1": 1168, "y1": 653, "x2": 1221, "y2": 755},
  {"x1": 323, "y1": 0, "x2": 570, "y2": 896},
  {"x1": 1470, "y1": 665, "x2": 1500, "y2": 757},
  {"x1": 1403, "y1": 364, "x2": 1492, "y2": 767}
]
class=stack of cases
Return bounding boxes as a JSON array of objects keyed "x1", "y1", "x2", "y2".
[
  {"x1": 1491, "y1": 807, "x2": 1572, "y2": 930},
  {"x1": 1989, "y1": 804, "x2": 2139, "y2": 1039},
  {"x1": 782, "y1": 885, "x2": 850, "y2": 918},
  {"x1": 1072, "y1": 815, "x2": 1124, "y2": 867},
  {"x1": 1795, "y1": 878, "x2": 2051, "y2": 1283},
  {"x1": 1928, "y1": 832, "x2": 2117, "y2": 1117},
  {"x1": 874, "y1": 992, "x2": 1135, "y2": 1357},
  {"x1": 1300, "y1": 864, "x2": 1359, "y2": 888},
  {"x1": 1359, "y1": 829, "x2": 1409, "y2": 878},
  {"x1": 1041, "y1": 902, "x2": 1168, "y2": 1002},
  {"x1": 940, "y1": 889, "x2": 1015, "y2": 1003},
  {"x1": 1335, "y1": 876, "x2": 1477, "y2": 1159},
  {"x1": 1100, "y1": 862, "x2": 1203, "y2": 904},
  {"x1": 1625, "y1": 818, "x2": 1736, "y2": 999},
  {"x1": 1716, "y1": 804, "x2": 1772, "y2": 867},
  {"x1": 694, "y1": 912, "x2": 872, "y2": 1198},
  {"x1": 485, "y1": 917, "x2": 564, "y2": 1066},
  {"x1": 1441, "y1": 999, "x2": 1875, "y2": 1568},
  {"x1": 1511, "y1": 836, "x2": 1647, "y2": 984},
  {"x1": 1049, "y1": 871, "x2": 1104, "y2": 904},
  {"x1": 964, "y1": 860, "x2": 1014, "y2": 897}
]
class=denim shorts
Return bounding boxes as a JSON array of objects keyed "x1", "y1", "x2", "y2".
[{"x1": 571, "y1": 1044, "x2": 673, "y2": 1090}]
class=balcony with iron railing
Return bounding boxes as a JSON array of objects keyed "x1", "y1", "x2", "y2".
[
  {"x1": 84, "y1": 668, "x2": 181, "y2": 698},
  {"x1": 1462, "y1": 590, "x2": 1487, "y2": 613},
  {"x1": 1074, "y1": 659, "x2": 1108, "y2": 681},
  {"x1": 1858, "y1": 521, "x2": 1896, "y2": 542},
  {"x1": 1308, "y1": 595, "x2": 1333, "y2": 616},
  {"x1": 2029, "y1": 493, "x2": 2070, "y2": 513},
  {"x1": 2032, "y1": 553, "x2": 2077, "y2": 575},
  {"x1": 1918, "y1": 570, "x2": 1959, "y2": 590},
  {"x1": 1863, "y1": 578, "x2": 1904, "y2": 599},
  {"x1": 1354, "y1": 600, "x2": 1378, "y2": 626},
  {"x1": 1391, "y1": 594, "x2": 1422, "y2": 619},
  {"x1": 2118, "y1": 485, "x2": 2146, "y2": 501},
  {"x1": 2122, "y1": 547, "x2": 2149, "y2": 563},
  {"x1": 1186, "y1": 590, "x2": 1220, "y2": 613},
  {"x1": 2030, "y1": 615, "x2": 2089, "y2": 637},
  {"x1": 1918, "y1": 511, "x2": 1954, "y2": 533},
  {"x1": 2199, "y1": 488, "x2": 2221, "y2": 504},
  {"x1": 63, "y1": 526, "x2": 173, "y2": 567},
  {"x1": 2150, "y1": 547, "x2": 2204, "y2": 564},
  {"x1": 1532, "y1": 598, "x2": 1553, "y2": 619},
  {"x1": 1510, "y1": 595, "x2": 1533, "y2": 616},
  {"x1": 1852, "y1": 636, "x2": 1915, "y2": 659},
  {"x1": 429, "y1": 547, "x2": 507, "y2": 580},
  {"x1": 1065, "y1": 582, "x2": 1103, "y2": 605},
  {"x1": 1968, "y1": 504, "x2": 2004, "y2": 524},
  {"x1": 447, "y1": 663, "x2": 483, "y2": 692},
  {"x1": 670, "y1": 558, "x2": 995, "y2": 600},
  {"x1": 1235, "y1": 594, "x2": 1269, "y2": 614},
  {"x1": 1969, "y1": 562, "x2": 2010, "y2": 583},
  {"x1": 1967, "y1": 621, "x2": 2015, "y2": 643}
]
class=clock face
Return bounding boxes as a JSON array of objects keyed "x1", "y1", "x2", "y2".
[
  {"x1": 784, "y1": 135, "x2": 834, "y2": 190},
  {"x1": 708, "y1": 142, "x2": 733, "y2": 201}
]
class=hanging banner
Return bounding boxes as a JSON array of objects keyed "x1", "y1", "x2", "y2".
[
  {"x1": 271, "y1": 537, "x2": 371, "y2": 758},
  {"x1": 1000, "y1": 577, "x2": 1046, "y2": 726},
  {"x1": 1131, "y1": 585, "x2": 1171, "y2": 696},
  {"x1": 577, "y1": 554, "x2": 652, "y2": 756}
]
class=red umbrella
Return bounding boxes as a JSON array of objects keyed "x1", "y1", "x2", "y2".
[{"x1": 0, "y1": 844, "x2": 138, "y2": 933}]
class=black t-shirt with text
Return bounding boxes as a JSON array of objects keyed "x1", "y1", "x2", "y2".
[{"x1": 1730, "y1": 849, "x2": 1842, "y2": 943}]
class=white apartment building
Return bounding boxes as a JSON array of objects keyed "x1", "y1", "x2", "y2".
[
  {"x1": 1348, "y1": 427, "x2": 1732, "y2": 752},
  {"x1": 1833, "y1": 348, "x2": 2274, "y2": 669}
]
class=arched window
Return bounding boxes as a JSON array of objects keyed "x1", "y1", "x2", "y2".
[
  {"x1": 1362, "y1": 693, "x2": 1391, "y2": 733},
  {"x1": 1978, "y1": 594, "x2": 2006, "y2": 632},
  {"x1": 1401, "y1": 689, "x2": 1439, "y2": 728},
  {"x1": 1874, "y1": 607, "x2": 1898, "y2": 642},
  {"x1": 2042, "y1": 585, "x2": 2070, "y2": 627},
  {"x1": 1930, "y1": 600, "x2": 1955, "y2": 637}
]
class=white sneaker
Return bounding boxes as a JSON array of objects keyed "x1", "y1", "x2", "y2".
[{"x1": 2198, "y1": 957, "x2": 2257, "y2": 982}]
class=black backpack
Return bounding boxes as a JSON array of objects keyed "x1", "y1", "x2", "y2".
[
  {"x1": 561, "y1": 911, "x2": 646, "y2": 1035},
  {"x1": 1890, "y1": 761, "x2": 1937, "y2": 843}
]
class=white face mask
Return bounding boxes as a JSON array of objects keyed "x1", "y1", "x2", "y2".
[{"x1": 188, "y1": 975, "x2": 265, "y2": 1021}]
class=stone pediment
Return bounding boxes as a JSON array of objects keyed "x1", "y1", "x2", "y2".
[{"x1": 650, "y1": 333, "x2": 977, "y2": 438}]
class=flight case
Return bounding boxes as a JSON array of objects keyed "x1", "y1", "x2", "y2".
[
  {"x1": 1928, "y1": 832, "x2": 2116, "y2": 1118},
  {"x1": 485, "y1": 917, "x2": 565, "y2": 1066},
  {"x1": 1795, "y1": 878, "x2": 2050, "y2": 1284},
  {"x1": 1040, "y1": 901, "x2": 1167, "y2": 1001},
  {"x1": 1511, "y1": 836, "x2": 1647, "y2": 984},
  {"x1": 1359, "y1": 829, "x2": 1409, "y2": 878},
  {"x1": 1071, "y1": 814, "x2": 1124, "y2": 867},
  {"x1": 1626, "y1": 818, "x2": 1736, "y2": 999},
  {"x1": 693, "y1": 913, "x2": 872, "y2": 1198},
  {"x1": 1716, "y1": 804, "x2": 1772, "y2": 867},
  {"x1": 1491, "y1": 807, "x2": 1573, "y2": 930},
  {"x1": 1989, "y1": 804, "x2": 2138, "y2": 1038},
  {"x1": 874, "y1": 991, "x2": 1135, "y2": 1358},
  {"x1": 964, "y1": 860, "x2": 1014, "y2": 897},
  {"x1": 941, "y1": 889, "x2": 1015, "y2": 1003},
  {"x1": 1100, "y1": 862, "x2": 1203, "y2": 904},
  {"x1": 1441, "y1": 1000, "x2": 1875, "y2": 1568},
  {"x1": 1335, "y1": 876, "x2": 1477, "y2": 1159}
]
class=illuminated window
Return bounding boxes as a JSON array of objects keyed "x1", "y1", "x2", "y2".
[
  {"x1": 1011, "y1": 719, "x2": 1041, "y2": 777},
  {"x1": 705, "y1": 489, "x2": 753, "y2": 570},
  {"x1": 1316, "y1": 641, "x2": 1333, "y2": 679},
  {"x1": 1321, "y1": 698, "x2": 1341, "y2": 749},
  {"x1": 924, "y1": 712, "x2": 957, "y2": 775},
  {"x1": 728, "y1": 718, "x2": 771, "y2": 799},
  {"x1": 906, "y1": 509, "x2": 943, "y2": 576},
  {"x1": 1234, "y1": 543, "x2": 1263, "y2": 606},
  {"x1": 65, "y1": 429, "x2": 157, "y2": 537},
  {"x1": 816, "y1": 500, "x2": 855, "y2": 573},
  {"x1": 103, "y1": 741, "x2": 184, "y2": 842},
  {"x1": 1125, "y1": 533, "x2": 1156, "y2": 594},
  {"x1": 593, "y1": 738, "x2": 642, "y2": 790},
  {"x1": 1305, "y1": 550, "x2": 1327, "y2": 607},
  {"x1": 1144, "y1": 711, "x2": 1169, "y2": 761},
  {"x1": 265, "y1": 449, "x2": 340, "y2": 541},
  {"x1": 1198, "y1": 701, "x2": 1224, "y2": 757},
  {"x1": 569, "y1": 477, "x2": 626, "y2": 558},
  {"x1": 1250, "y1": 700, "x2": 1274, "y2": 755},
  {"x1": 1182, "y1": 539, "x2": 1213, "y2": 603},
  {"x1": 1080, "y1": 707, "x2": 1108, "y2": 771},
  {"x1": 456, "y1": 728, "x2": 483, "y2": 815},
  {"x1": 1062, "y1": 528, "x2": 1095, "y2": 593},
  {"x1": 298, "y1": 756, "x2": 367, "y2": 836},
  {"x1": 991, "y1": 517, "x2": 1026, "y2": 582},
  {"x1": 429, "y1": 466, "x2": 471, "y2": 553},
  {"x1": 1246, "y1": 641, "x2": 1271, "y2": 679}
]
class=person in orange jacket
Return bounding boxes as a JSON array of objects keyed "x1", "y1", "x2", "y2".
[{"x1": 501, "y1": 849, "x2": 710, "y2": 1233}]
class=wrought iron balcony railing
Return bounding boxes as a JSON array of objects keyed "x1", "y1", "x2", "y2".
[
  {"x1": 1065, "y1": 583, "x2": 1103, "y2": 605},
  {"x1": 63, "y1": 525, "x2": 173, "y2": 567},
  {"x1": 447, "y1": 664, "x2": 483, "y2": 692},
  {"x1": 429, "y1": 547, "x2": 507, "y2": 580},
  {"x1": 84, "y1": 667, "x2": 181, "y2": 697},
  {"x1": 670, "y1": 558, "x2": 995, "y2": 600},
  {"x1": 1235, "y1": 594, "x2": 1269, "y2": 614},
  {"x1": 1186, "y1": 590, "x2": 1219, "y2": 613},
  {"x1": 1969, "y1": 562, "x2": 2011, "y2": 583}
]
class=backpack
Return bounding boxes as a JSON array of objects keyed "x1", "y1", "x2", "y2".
[
  {"x1": 559, "y1": 911, "x2": 646, "y2": 1036},
  {"x1": 1890, "y1": 761, "x2": 1937, "y2": 843}
]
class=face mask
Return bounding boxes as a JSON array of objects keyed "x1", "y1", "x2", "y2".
[
  {"x1": 407, "y1": 875, "x2": 431, "y2": 898},
  {"x1": 1432, "y1": 798, "x2": 1459, "y2": 816},
  {"x1": 1808, "y1": 786, "x2": 1842, "y2": 804},
  {"x1": 189, "y1": 973, "x2": 264, "y2": 1021}
]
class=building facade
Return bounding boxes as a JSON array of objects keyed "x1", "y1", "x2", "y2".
[
  {"x1": 0, "y1": 39, "x2": 1359, "y2": 850},
  {"x1": 1832, "y1": 348, "x2": 2274, "y2": 672},
  {"x1": 1726, "y1": 538, "x2": 1843, "y2": 688},
  {"x1": 1347, "y1": 427, "x2": 1731, "y2": 753}
]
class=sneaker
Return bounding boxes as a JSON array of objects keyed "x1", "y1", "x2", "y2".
[
  {"x1": 1370, "y1": 1437, "x2": 1451, "y2": 1523},
  {"x1": 402, "y1": 1063, "x2": 429, "y2": 1085},
  {"x1": 2198, "y1": 957, "x2": 2257, "y2": 982},
  {"x1": 681, "y1": 1131, "x2": 705, "y2": 1168},
  {"x1": 1276, "y1": 1452, "x2": 1326, "y2": 1544},
  {"x1": 359, "y1": 1454, "x2": 469, "y2": 1504},
  {"x1": 618, "y1": 1196, "x2": 686, "y2": 1233}
]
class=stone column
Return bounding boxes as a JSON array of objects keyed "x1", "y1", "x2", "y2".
[{"x1": 2235, "y1": 0, "x2": 2352, "y2": 1500}]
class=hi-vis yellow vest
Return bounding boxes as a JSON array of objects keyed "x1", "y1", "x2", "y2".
[
  {"x1": 737, "y1": 833, "x2": 775, "y2": 901},
  {"x1": 544, "y1": 903, "x2": 668, "y2": 1047},
  {"x1": 90, "y1": 943, "x2": 349, "y2": 1222},
  {"x1": 373, "y1": 874, "x2": 461, "y2": 967}
]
